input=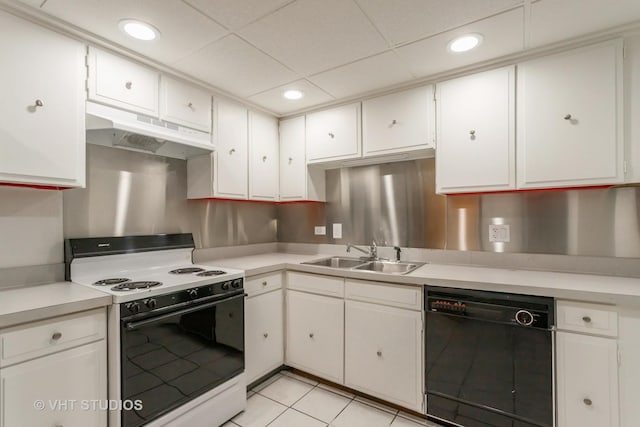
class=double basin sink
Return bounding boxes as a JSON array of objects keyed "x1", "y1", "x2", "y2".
[{"x1": 302, "y1": 256, "x2": 424, "y2": 275}]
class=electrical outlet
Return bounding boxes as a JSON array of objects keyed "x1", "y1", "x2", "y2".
[
  {"x1": 314, "y1": 226, "x2": 326, "y2": 236},
  {"x1": 489, "y1": 224, "x2": 510, "y2": 243},
  {"x1": 333, "y1": 223, "x2": 342, "y2": 239}
]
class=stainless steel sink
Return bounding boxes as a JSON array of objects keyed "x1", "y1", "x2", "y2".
[
  {"x1": 353, "y1": 261, "x2": 424, "y2": 275},
  {"x1": 303, "y1": 257, "x2": 367, "y2": 269}
]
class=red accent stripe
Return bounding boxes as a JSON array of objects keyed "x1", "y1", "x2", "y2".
[
  {"x1": 0, "y1": 182, "x2": 71, "y2": 190},
  {"x1": 445, "y1": 184, "x2": 615, "y2": 196}
]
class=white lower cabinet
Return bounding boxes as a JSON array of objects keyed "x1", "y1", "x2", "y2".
[
  {"x1": 285, "y1": 290, "x2": 344, "y2": 384},
  {"x1": 245, "y1": 289, "x2": 284, "y2": 384},
  {"x1": 344, "y1": 299, "x2": 422, "y2": 411}
]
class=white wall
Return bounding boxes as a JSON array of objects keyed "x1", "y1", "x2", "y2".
[{"x1": 0, "y1": 187, "x2": 63, "y2": 268}]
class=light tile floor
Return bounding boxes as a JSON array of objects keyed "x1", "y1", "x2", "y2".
[{"x1": 222, "y1": 371, "x2": 441, "y2": 427}]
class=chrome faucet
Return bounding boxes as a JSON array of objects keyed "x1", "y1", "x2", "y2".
[{"x1": 346, "y1": 241, "x2": 378, "y2": 260}]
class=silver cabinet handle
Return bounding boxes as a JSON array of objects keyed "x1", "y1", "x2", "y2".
[
  {"x1": 390, "y1": 119, "x2": 397, "y2": 126},
  {"x1": 262, "y1": 281, "x2": 267, "y2": 286},
  {"x1": 583, "y1": 398, "x2": 592, "y2": 406},
  {"x1": 376, "y1": 351, "x2": 382, "y2": 357},
  {"x1": 564, "y1": 114, "x2": 572, "y2": 120},
  {"x1": 125, "y1": 81, "x2": 132, "y2": 90},
  {"x1": 309, "y1": 333, "x2": 314, "y2": 338},
  {"x1": 582, "y1": 316, "x2": 592, "y2": 323},
  {"x1": 288, "y1": 157, "x2": 293, "y2": 164},
  {"x1": 52, "y1": 332, "x2": 62, "y2": 340},
  {"x1": 229, "y1": 148, "x2": 236, "y2": 155},
  {"x1": 263, "y1": 333, "x2": 269, "y2": 338},
  {"x1": 262, "y1": 155, "x2": 267, "y2": 162},
  {"x1": 328, "y1": 132, "x2": 335, "y2": 138},
  {"x1": 35, "y1": 99, "x2": 44, "y2": 107},
  {"x1": 470, "y1": 130, "x2": 476, "y2": 136},
  {"x1": 188, "y1": 102, "x2": 194, "y2": 109}
]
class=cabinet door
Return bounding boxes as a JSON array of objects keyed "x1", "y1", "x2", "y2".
[
  {"x1": 160, "y1": 76, "x2": 212, "y2": 132},
  {"x1": 517, "y1": 40, "x2": 624, "y2": 189},
  {"x1": 213, "y1": 98, "x2": 248, "y2": 199},
  {"x1": 245, "y1": 290, "x2": 284, "y2": 384},
  {"x1": 0, "y1": 340, "x2": 107, "y2": 427},
  {"x1": 88, "y1": 47, "x2": 159, "y2": 116},
  {"x1": 344, "y1": 300, "x2": 422, "y2": 411},
  {"x1": 436, "y1": 66, "x2": 515, "y2": 193},
  {"x1": 279, "y1": 116, "x2": 307, "y2": 200},
  {"x1": 285, "y1": 290, "x2": 344, "y2": 384},
  {"x1": 0, "y1": 11, "x2": 85, "y2": 188},
  {"x1": 363, "y1": 85, "x2": 434, "y2": 157},
  {"x1": 306, "y1": 103, "x2": 361, "y2": 163},
  {"x1": 249, "y1": 111, "x2": 279, "y2": 201},
  {"x1": 556, "y1": 332, "x2": 619, "y2": 427}
]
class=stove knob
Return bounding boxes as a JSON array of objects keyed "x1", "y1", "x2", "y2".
[
  {"x1": 515, "y1": 310, "x2": 534, "y2": 326},
  {"x1": 126, "y1": 302, "x2": 140, "y2": 314},
  {"x1": 188, "y1": 289, "x2": 199, "y2": 299},
  {"x1": 144, "y1": 298, "x2": 157, "y2": 309},
  {"x1": 222, "y1": 282, "x2": 230, "y2": 291},
  {"x1": 232, "y1": 279, "x2": 242, "y2": 289}
]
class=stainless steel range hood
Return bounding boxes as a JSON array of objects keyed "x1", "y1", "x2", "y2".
[{"x1": 85, "y1": 101, "x2": 214, "y2": 160}]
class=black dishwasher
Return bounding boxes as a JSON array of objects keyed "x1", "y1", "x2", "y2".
[{"x1": 425, "y1": 287, "x2": 554, "y2": 427}]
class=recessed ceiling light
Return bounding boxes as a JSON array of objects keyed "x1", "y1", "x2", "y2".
[
  {"x1": 118, "y1": 19, "x2": 160, "y2": 41},
  {"x1": 448, "y1": 33, "x2": 483, "y2": 53},
  {"x1": 283, "y1": 90, "x2": 304, "y2": 100}
]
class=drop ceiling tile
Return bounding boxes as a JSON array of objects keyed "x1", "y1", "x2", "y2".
[
  {"x1": 183, "y1": 0, "x2": 293, "y2": 30},
  {"x1": 248, "y1": 80, "x2": 334, "y2": 115},
  {"x1": 239, "y1": 0, "x2": 388, "y2": 75},
  {"x1": 396, "y1": 8, "x2": 524, "y2": 78},
  {"x1": 355, "y1": 0, "x2": 523, "y2": 46},
  {"x1": 529, "y1": 0, "x2": 640, "y2": 48},
  {"x1": 40, "y1": 0, "x2": 228, "y2": 63},
  {"x1": 172, "y1": 34, "x2": 299, "y2": 98},
  {"x1": 309, "y1": 51, "x2": 414, "y2": 98}
]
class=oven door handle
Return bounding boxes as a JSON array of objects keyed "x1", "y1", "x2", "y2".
[{"x1": 124, "y1": 293, "x2": 246, "y2": 331}]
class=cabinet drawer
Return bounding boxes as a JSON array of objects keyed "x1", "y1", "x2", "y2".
[
  {"x1": 286, "y1": 272, "x2": 344, "y2": 298},
  {"x1": 246, "y1": 271, "x2": 283, "y2": 297},
  {"x1": 557, "y1": 300, "x2": 618, "y2": 337},
  {"x1": 0, "y1": 308, "x2": 106, "y2": 367},
  {"x1": 345, "y1": 279, "x2": 422, "y2": 311},
  {"x1": 88, "y1": 47, "x2": 159, "y2": 116}
]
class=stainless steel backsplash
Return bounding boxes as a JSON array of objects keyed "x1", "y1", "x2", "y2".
[
  {"x1": 278, "y1": 159, "x2": 640, "y2": 258},
  {"x1": 64, "y1": 146, "x2": 640, "y2": 257},
  {"x1": 63, "y1": 145, "x2": 277, "y2": 247}
]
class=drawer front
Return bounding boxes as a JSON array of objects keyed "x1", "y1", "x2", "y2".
[
  {"x1": 0, "y1": 308, "x2": 106, "y2": 367},
  {"x1": 557, "y1": 300, "x2": 618, "y2": 337},
  {"x1": 345, "y1": 279, "x2": 422, "y2": 311},
  {"x1": 245, "y1": 271, "x2": 283, "y2": 297},
  {"x1": 286, "y1": 272, "x2": 344, "y2": 298},
  {"x1": 160, "y1": 75, "x2": 212, "y2": 131}
]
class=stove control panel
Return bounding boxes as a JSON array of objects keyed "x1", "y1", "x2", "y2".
[{"x1": 120, "y1": 277, "x2": 244, "y2": 318}]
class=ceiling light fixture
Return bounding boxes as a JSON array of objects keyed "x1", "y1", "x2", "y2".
[
  {"x1": 448, "y1": 33, "x2": 483, "y2": 53},
  {"x1": 119, "y1": 19, "x2": 160, "y2": 41},
  {"x1": 283, "y1": 90, "x2": 304, "y2": 100}
]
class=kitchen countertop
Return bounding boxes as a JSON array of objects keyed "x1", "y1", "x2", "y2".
[
  {"x1": 206, "y1": 252, "x2": 640, "y2": 306},
  {"x1": 0, "y1": 282, "x2": 112, "y2": 328}
]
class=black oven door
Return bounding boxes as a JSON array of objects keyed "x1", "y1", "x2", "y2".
[{"x1": 120, "y1": 292, "x2": 244, "y2": 427}]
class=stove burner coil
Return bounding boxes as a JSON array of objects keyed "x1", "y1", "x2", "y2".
[
  {"x1": 111, "y1": 281, "x2": 163, "y2": 291},
  {"x1": 169, "y1": 267, "x2": 206, "y2": 274},
  {"x1": 196, "y1": 270, "x2": 227, "y2": 277},
  {"x1": 93, "y1": 278, "x2": 130, "y2": 286}
]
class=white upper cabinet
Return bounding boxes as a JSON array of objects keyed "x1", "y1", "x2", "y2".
[
  {"x1": 436, "y1": 66, "x2": 515, "y2": 193},
  {"x1": 362, "y1": 85, "x2": 435, "y2": 157},
  {"x1": 87, "y1": 47, "x2": 159, "y2": 116},
  {"x1": 517, "y1": 40, "x2": 624, "y2": 189},
  {"x1": 0, "y1": 10, "x2": 85, "y2": 188},
  {"x1": 306, "y1": 103, "x2": 361, "y2": 164},
  {"x1": 279, "y1": 116, "x2": 326, "y2": 201},
  {"x1": 160, "y1": 76, "x2": 212, "y2": 131},
  {"x1": 249, "y1": 111, "x2": 279, "y2": 201}
]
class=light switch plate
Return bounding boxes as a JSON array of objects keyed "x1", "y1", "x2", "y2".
[
  {"x1": 489, "y1": 224, "x2": 510, "y2": 243},
  {"x1": 333, "y1": 223, "x2": 342, "y2": 239},
  {"x1": 314, "y1": 226, "x2": 326, "y2": 235}
]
